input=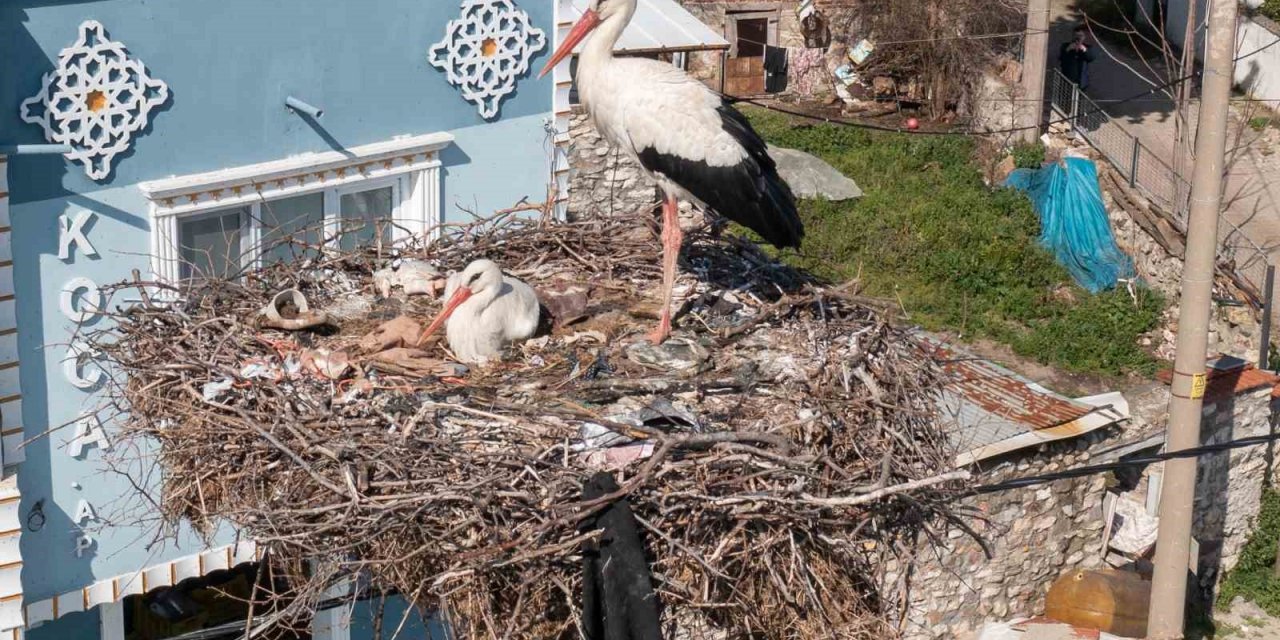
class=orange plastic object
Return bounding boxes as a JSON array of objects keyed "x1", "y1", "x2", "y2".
[{"x1": 1044, "y1": 568, "x2": 1150, "y2": 639}]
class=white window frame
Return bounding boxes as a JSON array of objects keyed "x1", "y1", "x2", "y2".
[{"x1": 139, "y1": 132, "x2": 453, "y2": 284}]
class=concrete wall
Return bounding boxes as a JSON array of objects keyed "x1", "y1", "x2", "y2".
[
  {"x1": 1160, "y1": 1, "x2": 1280, "y2": 108},
  {"x1": 1235, "y1": 16, "x2": 1280, "y2": 109}
]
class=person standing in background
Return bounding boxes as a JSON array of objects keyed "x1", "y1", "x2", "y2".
[{"x1": 1059, "y1": 24, "x2": 1098, "y2": 91}]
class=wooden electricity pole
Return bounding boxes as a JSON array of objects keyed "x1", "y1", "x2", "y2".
[
  {"x1": 1019, "y1": 0, "x2": 1051, "y2": 143},
  {"x1": 1147, "y1": 0, "x2": 1238, "y2": 637}
]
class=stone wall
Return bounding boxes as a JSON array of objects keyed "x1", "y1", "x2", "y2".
[
  {"x1": 677, "y1": 0, "x2": 860, "y2": 99},
  {"x1": 1192, "y1": 386, "x2": 1280, "y2": 592},
  {"x1": 887, "y1": 377, "x2": 1278, "y2": 639},
  {"x1": 1095, "y1": 155, "x2": 1261, "y2": 363},
  {"x1": 882, "y1": 431, "x2": 1113, "y2": 639},
  {"x1": 565, "y1": 107, "x2": 660, "y2": 220}
]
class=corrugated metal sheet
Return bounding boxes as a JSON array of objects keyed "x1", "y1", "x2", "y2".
[
  {"x1": 565, "y1": 0, "x2": 730, "y2": 53},
  {"x1": 917, "y1": 334, "x2": 1126, "y2": 465},
  {"x1": 1155, "y1": 358, "x2": 1280, "y2": 401}
]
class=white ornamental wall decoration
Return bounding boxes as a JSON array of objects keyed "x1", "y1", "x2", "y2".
[
  {"x1": 20, "y1": 20, "x2": 170, "y2": 181},
  {"x1": 428, "y1": 0, "x2": 547, "y2": 119}
]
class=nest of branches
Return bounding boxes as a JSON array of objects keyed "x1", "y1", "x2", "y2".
[{"x1": 86, "y1": 212, "x2": 964, "y2": 639}]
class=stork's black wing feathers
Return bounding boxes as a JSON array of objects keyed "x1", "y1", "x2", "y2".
[{"x1": 636, "y1": 101, "x2": 804, "y2": 249}]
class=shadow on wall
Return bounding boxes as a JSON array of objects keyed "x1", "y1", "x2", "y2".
[{"x1": 1, "y1": 0, "x2": 144, "y2": 606}]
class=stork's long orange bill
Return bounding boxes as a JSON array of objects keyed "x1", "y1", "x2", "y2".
[
  {"x1": 418, "y1": 287, "x2": 473, "y2": 346},
  {"x1": 538, "y1": 9, "x2": 600, "y2": 78}
]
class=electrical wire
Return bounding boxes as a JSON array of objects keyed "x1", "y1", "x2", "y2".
[
  {"x1": 732, "y1": 30, "x2": 1045, "y2": 50},
  {"x1": 967, "y1": 429, "x2": 1280, "y2": 495}
]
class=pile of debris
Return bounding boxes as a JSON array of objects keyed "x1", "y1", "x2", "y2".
[{"x1": 87, "y1": 214, "x2": 963, "y2": 639}]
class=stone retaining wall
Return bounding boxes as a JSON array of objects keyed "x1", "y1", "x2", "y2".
[
  {"x1": 889, "y1": 378, "x2": 1277, "y2": 639},
  {"x1": 566, "y1": 107, "x2": 660, "y2": 220},
  {"x1": 883, "y1": 431, "x2": 1113, "y2": 639}
]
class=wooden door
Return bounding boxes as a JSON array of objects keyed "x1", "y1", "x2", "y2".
[{"x1": 724, "y1": 12, "x2": 775, "y2": 96}]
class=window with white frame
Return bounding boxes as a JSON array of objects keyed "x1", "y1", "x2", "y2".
[{"x1": 139, "y1": 133, "x2": 453, "y2": 283}]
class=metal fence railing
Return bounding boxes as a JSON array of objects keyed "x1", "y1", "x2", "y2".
[{"x1": 1047, "y1": 69, "x2": 1272, "y2": 310}]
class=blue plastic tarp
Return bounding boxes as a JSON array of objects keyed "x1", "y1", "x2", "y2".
[{"x1": 1005, "y1": 156, "x2": 1135, "y2": 293}]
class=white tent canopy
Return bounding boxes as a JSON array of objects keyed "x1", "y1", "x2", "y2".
[{"x1": 564, "y1": 0, "x2": 730, "y2": 54}]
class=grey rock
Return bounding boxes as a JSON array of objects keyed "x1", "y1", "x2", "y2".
[{"x1": 766, "y1": 145, "x2": 863, "y2": 201}]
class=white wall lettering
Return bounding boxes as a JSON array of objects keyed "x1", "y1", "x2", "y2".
[
  {"x1": 67, "y1": 414, "x2": 110, "y2": 458},
  {"x1": 59, "y1": 277, "x2": 103, "y2": 324},
  {"x1": 74, "y1": 499, "x2": 96, "y2": 524},
  {"x1": 57, "y1": 211, "x2": 98, "y2": 261},
  {"x1": 63, "y1": 341, "x2": 103, "y2": 390}
]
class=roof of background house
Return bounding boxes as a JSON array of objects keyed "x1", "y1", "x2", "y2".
[
  {"x1": 916, "y1": 334, "x2": 1130, "y2": 467},
  {"x1": 566, "y1": 0, "x2": 731, "y2": 54},
  {"x1": 1154, "y1": 355, "x2": 1280, "y2": 401}
]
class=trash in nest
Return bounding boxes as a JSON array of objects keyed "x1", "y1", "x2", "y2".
[
  {"x1": 538, "y1": 280, "x2": 590, "y2": 328},
  {"x1": 358, "y1": 316, "x2": 423, "y2": 353},
  {"x1": 258, "y1": 288, "x2": 331, "y2": 330},
  {"x1": 373, "y1": 259, "x2": 446, "y2": 299},
  {"x1": 302, "y1": 348, "x2": 351, "y2": 380},
  {"x1": 201, "y1": 378, "x2": 234, "y2": 402},
  {"x1": 367, "y1": 347, "x2": 468, "y2": 378},
  {"x1": 625, "y1": 337, "x2": 709, "y2": 371},
  {"x1": 848, "y1": 38, "x2": 875, "y2": 65},
  {"x1": 583, "y1": 442, "x2": 656, "y2": 469}
]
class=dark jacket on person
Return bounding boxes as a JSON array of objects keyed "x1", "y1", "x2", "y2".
[{"x1": 1059, "y1": 41, "x2": 1098, "y2": 89}]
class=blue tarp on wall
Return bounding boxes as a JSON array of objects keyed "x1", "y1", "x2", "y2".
[{"x1": 1005, "y1": 156, "x2": 1136, "y2": 293}]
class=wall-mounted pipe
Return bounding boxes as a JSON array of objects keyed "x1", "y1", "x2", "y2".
[
  {"x1": 285, "y1": 96, "x2": 324, "y2": 119},
  {"x1": 0, "y1": 143, "x2": 72, "y2": 155}
]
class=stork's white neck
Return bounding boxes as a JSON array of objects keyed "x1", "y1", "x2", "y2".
[{"x1": 579, "y1": 8, "x2": 631, "y2": 69}]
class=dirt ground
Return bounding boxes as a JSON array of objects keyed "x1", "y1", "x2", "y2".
[{"x1": 1199, "y1": 598, "x2": 1280, "y2": 639}]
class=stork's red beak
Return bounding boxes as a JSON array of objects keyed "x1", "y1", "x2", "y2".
[
  {"x1": 538, "y1": 9, "x2": 601, "y2": 78},
  {"x1": 417, "y1": 286, "x2": 473, "y2": 346}
]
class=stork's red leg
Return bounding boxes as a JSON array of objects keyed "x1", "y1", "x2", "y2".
[{"x1": 647, "y1": 195, "x2": 682, "y2": 345}]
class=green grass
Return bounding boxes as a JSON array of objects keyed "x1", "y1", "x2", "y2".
[
  {"x1": 1013, "y1": 141, "x2": 1046, "y2": 169},
  {"x1": 742, "y1": 107, "x2": 1164, "y2": 378},
  {"x1": 1260, "y1": 0, "x2": 1280, "y2": 23},
  {"x1": 1219, "y1": 491, "x2": 1280, "y2": 614}
]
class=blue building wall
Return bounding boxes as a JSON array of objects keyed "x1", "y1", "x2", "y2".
[{"x1": 1, "y1": 0, "x2": 555, "y2": 635}]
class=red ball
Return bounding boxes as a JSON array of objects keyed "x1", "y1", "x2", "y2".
[{"x1": 905, "y1": 117, "x2": 920, "y2": 130}]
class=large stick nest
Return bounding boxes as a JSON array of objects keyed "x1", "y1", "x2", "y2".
[{"x1": 86, "y1": 213, "x2": 962, "y2": 639}]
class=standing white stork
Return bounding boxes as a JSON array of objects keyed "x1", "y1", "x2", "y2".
[
  {"x1": 417, "y1": 259, "x2": 541, "y2": 363},
  {"x1": 540, "y1": 0, "x2": 803, "y2": 344}
]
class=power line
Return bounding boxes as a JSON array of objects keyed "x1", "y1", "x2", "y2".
[{"x1": 968, "y1": 430, "x2": 1280, "y2": 495}]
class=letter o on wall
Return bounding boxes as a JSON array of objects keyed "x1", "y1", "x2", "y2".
[{"x1": 60, "y1": 277, "x2": 103, "y2": 324}]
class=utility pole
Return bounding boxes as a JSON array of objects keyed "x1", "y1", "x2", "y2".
[
  {"x1": 1019, "y1": 0, "x2": 1050, "y2": 143},
  {"x1": 1147, "y1": 0, "x2": 1238, "y2": 637}
]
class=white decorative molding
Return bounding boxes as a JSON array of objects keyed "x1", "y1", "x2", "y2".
[
  {"x1": 551, "y1": 0, "x2": 572, "y2": 221},
  {"x1": 139, "y1": 133, "x2": 453, "y2": 217},
  {"x1": 429, "y1": 0, "x2": 547, "y2": 119},
  {"x1": 140, "y1": 133, "x2": 453, "y2": 284},
  {"x1": 19, "y1": 20, "x2": 169, "y2": 181},
  {"x1": 22, "y1": 541, "x2": 261, "y2": 629}
]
